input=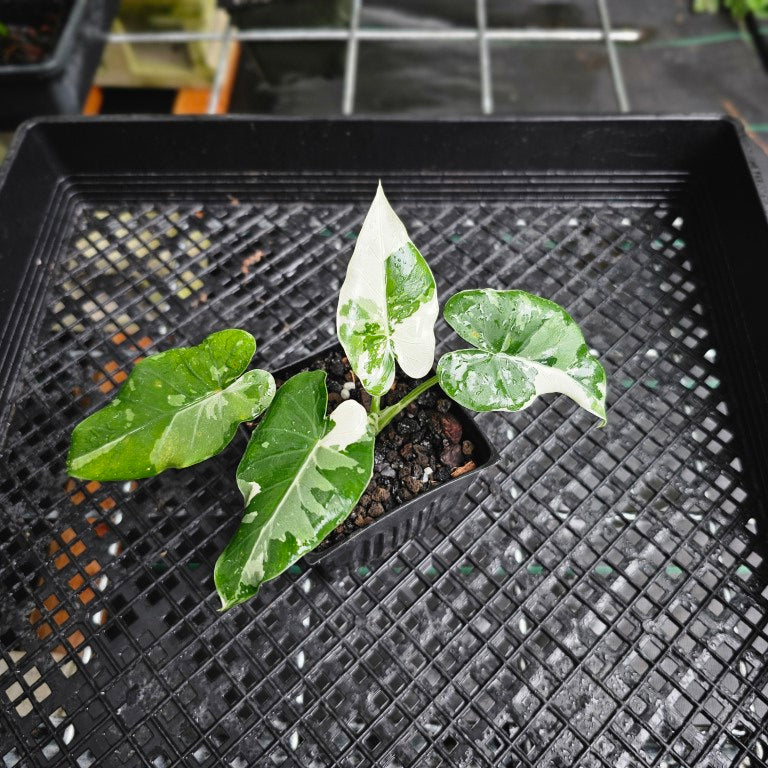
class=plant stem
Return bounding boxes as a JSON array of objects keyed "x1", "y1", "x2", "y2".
[
  {"x1": 370, "y1": 395, "x2": 380, "y2": 415},
  {"x1": 376, "y1": 375, "x2": 439, "y2": 434}
]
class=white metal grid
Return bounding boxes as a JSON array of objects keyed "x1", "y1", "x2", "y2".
[{"x1": 106, "y1": 0, "x2": 639, "y2": 115}]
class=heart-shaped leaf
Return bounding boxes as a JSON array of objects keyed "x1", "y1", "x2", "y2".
[
  {"x1": 437, "y1": 289, "x2": 607, "y2": 422},
  {"x1": 337, "y1": 183, "x2": 438, "y2": 396},
  {"x1": 68, "y1": 329, "x2": 275, "y2": 481},
  {"x1": 215, "y1": 370, "x2": 374, "y2": 609}
]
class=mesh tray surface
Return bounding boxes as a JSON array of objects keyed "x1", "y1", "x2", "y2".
[{"x1": 1, "y1": 119, "x2": 768, "y2": 768}]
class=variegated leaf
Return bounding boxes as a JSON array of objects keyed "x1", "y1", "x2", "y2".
[
  {"x1": 68, "y1": 329, "x2": 275, "y2": 480},
  {"x1": 437, "y1": 289, "x2": 607, "y2": 422},
  {"x1": 336, "y1": 182, "x2": 438, "y2": 396},
  {"x1": 215, "y1": 370, "x2": 375, "y2": 609}
]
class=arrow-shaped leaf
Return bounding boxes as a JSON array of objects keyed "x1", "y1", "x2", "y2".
[
  {"x1": 337, "y1": 183, "x2": 438, "y2": 396},
  {"x1": 437, "y1": 289, "x2": 607, "y2": 422},
  {"x1": 215, "y1": 370, "x2": 375, "y2": 609},
  {"x1": 68, "y1": 329, "x2": 275, "y2": 481}
]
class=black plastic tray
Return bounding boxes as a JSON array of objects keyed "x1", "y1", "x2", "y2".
[
  {"x1": 273, "y1": 343, "x2": 497, "y2": 574},
  {"x1": 1, "y1": 117, "x2": 768, "y2": 768},
  {"x1": 0, "y1": 0, "x2": 118, "y2": 129}
]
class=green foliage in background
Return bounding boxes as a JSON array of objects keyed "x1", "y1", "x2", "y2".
[{"x1": 693, "y1": 0, "x2": 768, "y2": 19}]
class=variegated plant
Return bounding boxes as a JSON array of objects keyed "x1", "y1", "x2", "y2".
[{"x1": 67, "y1": 184, "x2": 607, "y2": 611}]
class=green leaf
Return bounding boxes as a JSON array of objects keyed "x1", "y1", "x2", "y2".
[
  {"x1": 337, "y1": 182, "x2": 438, "y2": 396},
  {"x1": 215, "y1": 371, "x2": 375, "y2": 609},
  {"x1": 437, "y1": 289, "x2": 607, "y2": 423},
  {"x1": 68, "y1": 329, "x2": 275, "y2": 481}
]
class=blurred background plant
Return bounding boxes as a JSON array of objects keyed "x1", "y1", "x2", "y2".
[
  {"x1": 99, "y1": 0, "x2": 228, "y2": 89},
  {"x1": 693, "y1": 0, "x2": 768, "y2": 18}
]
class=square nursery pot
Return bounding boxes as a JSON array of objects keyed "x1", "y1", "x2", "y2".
[
  {"x1": 271, "y1": 343, "x2": 498, "y2": 575},
  {"x1": 0, "y1": 0, "x2": 119, "y2": 129}
]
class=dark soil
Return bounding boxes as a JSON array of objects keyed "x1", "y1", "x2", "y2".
[
  {"x1": 274, "y1": 347, "x2": 478, "y2": 548},
  {"x1": 0, "y1": 2, "x2": 71, "y2": 65}
]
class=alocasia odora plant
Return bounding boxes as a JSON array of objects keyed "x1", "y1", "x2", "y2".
[{"x1": 68, "y1": 184, "x2": 607, "y2": 610}]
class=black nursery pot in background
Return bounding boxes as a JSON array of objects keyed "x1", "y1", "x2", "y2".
[
  {"x1": 0, "y1": 0, "x2": 119, "y2": 129},
  {"x1": 270, "y1": 344, "x2": 497, "y2": 575}
]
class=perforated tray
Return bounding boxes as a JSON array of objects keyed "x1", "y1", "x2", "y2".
[{"x1": 1, "y1": 117, "x2": 768, "y2": 768}]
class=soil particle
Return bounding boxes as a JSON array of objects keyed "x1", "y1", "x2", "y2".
[
  {"x1": 412, "y1": 444, "x2": 431, "y2": 467},
  {"x1": 369, "y1": 502, "x2": 385, "y2": 518},
  {"x1": 403, "y1": 476, "x2": 423, "y2": 494},
  {"x1": 440, "y1": 413, "x2": 463, "y2": 444},
  {"x1": 451, "y1": 461, "x2": 477, "y2": 478},
  {"x1": 440, "y1": 444, "x2": 463, "y2": 467},
  {"x1": 372, "y1": 487, "x2": 390, "y2": 503}
]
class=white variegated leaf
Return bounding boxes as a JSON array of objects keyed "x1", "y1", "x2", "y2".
[
  {"x1": 214, "y1": 371, "x2": 374, "y2": 609},
  {"x1": 68, "y1": 329, "x2": 275, "y2": 480},
  {"x1": 437, "y1": 289, "x2": 607, "y2": 423},
  {"x1": 336, "y1": 183, "x2": 438, "y2": 396}
]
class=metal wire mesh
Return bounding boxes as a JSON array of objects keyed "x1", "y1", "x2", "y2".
[
  {"x1": 105, "y1": 0, "x2": 637, "y2": 115},
  {"x1": 1, "y1": 180, "x2": 767, "y2": 766}
]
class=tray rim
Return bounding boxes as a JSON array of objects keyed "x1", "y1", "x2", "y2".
[{"x1": 2, "y1": 112, "x2": 758, "y2": 173}]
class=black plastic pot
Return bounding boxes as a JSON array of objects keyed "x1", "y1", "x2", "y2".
[
  {"x1": 270, "y1": 343, "x2": 497, "y2": 574},
  {"x1": 0, "y1": 0, "x2": 119, "y2": 129}
]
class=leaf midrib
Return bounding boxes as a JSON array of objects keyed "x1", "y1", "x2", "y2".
[
  {"x1": 234, "y1": 424, "x2": 327, "y2": 592},
  {"x1": 376, "y1": 204, "x2": 396, "y2": 355}
]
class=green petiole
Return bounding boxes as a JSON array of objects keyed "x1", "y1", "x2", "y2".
[{"x1": 375, "y1": 375, "x2": 439, "y2": 434}]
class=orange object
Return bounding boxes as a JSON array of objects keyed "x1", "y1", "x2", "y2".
[
  {"x1": 173, "y1": 88, "x2": 210, "y2": 115},
  {"x1": 79, "y1": 588, "x2": 96, "y2": 605},
  {"x1": 53, "y1": 609, "x2": 69, "y2": 626},
  {"x1": 83, "y1": 87, "x2": 103, "y2": 115},
  {"x1": 173, "y1": 40, "x2": 240, "y2": 114},
  {"x1": 68, "y1": 574, "x2": 84, "y2": 590},
  {"x1": 43, "y1": 594, "x2": 59, "y2": 611},
  {"x1": 70, "y1": 541, "x2": 86, "y2": 557}
]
